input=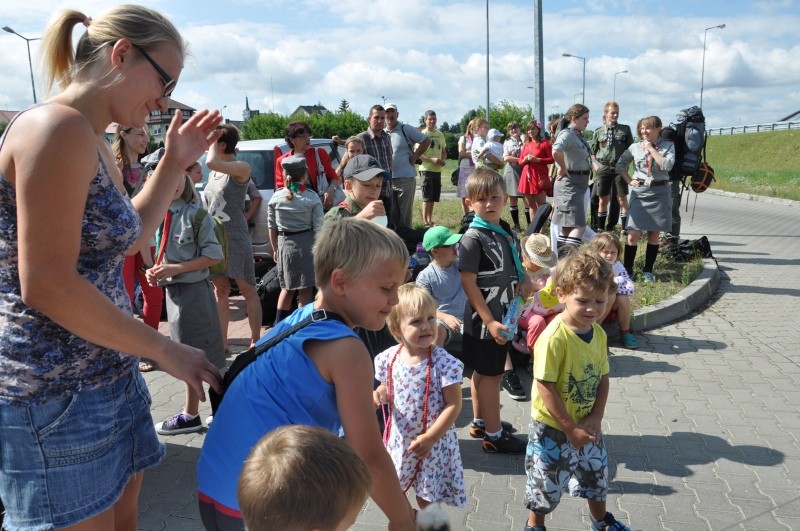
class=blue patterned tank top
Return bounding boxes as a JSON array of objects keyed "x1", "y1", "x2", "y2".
[{"x1": 0, "y1": 110, "x2": 143, "y2": 406}]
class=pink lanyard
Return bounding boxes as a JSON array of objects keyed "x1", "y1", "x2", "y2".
[{"x1": 383, "y1": 344, "x2": 433, "y2": 493}]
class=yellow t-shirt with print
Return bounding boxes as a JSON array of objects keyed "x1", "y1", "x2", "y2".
[{"x1": 531, "y1": 315, "x2": 609, "y2": 429}]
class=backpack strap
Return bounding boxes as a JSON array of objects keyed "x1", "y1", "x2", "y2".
[
  {"x1": 398, "y1": 124, "x2": 414, "y2": 152},
  {"x1": 191, "y1": 208, "x2": 207, "y2": 240},
  {"x1": 254, "y1": 309, "x2": 345, "y2": 358},
  {"x1": 209, "y1": 309, "x2": 347, "y2": 415}
]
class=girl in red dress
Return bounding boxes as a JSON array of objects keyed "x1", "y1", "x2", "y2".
[{"x1": 517, "y1": 120, "x2": 554, "y2": 217}]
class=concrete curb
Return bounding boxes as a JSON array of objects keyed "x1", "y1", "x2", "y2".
[
  {"x1": 704, "y1": 187, "x2": 800, "y2": 207},
  {"x1": 630, "y1": 257, "x2": 720, "y2": 332}
]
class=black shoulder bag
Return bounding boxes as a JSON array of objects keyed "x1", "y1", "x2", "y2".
[{"x1": 208, "y1": 309, "x2": 346, "y2": 415}]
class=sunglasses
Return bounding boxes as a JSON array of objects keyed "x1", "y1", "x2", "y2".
[{"x1": 133, "y1": 44, "x2": 176, "y2": 98}]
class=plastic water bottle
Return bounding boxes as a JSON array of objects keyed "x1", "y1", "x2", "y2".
[{"x1": 501, "y1": 295, "x2": 525, "y2": 341}]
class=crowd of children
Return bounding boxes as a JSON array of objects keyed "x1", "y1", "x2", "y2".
[{"x1": 136, "y1": 118, "x2": 647, "y2": 530}]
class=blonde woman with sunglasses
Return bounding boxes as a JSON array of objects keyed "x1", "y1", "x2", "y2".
[{"x1": 0, "y1": 6, "x2": 222, "y2": 530}]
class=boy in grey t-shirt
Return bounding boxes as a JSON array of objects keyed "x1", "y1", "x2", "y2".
[{"x1": 415, "y1": 226, "x2": 465, "y2": 348}]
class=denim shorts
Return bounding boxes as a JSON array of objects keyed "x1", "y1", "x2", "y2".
[{"x1": 0, "y1": 370, "x2": 165, "y2": 530}]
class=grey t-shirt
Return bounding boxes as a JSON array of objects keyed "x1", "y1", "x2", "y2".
[
  {"x1": 457, "y1": 227, "x2": 520, "y2": 339},
  {"x1": 416, "y1": 260, "x2": 466, "y2": 318},
  {"x1": 388, "y1": 123, "x2": 428, "y2": 179}
]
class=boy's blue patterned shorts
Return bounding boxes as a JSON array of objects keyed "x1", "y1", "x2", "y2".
[{"x1": 524, "y1": 420, "x2": 608, "y2": 514}]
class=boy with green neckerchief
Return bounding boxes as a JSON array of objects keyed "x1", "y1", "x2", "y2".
[{"x1": 458, "y1": 167, "x2": 533, "y2": 454}]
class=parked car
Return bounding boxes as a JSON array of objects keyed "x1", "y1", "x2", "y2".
[{"x1": 196, "y1": 138, "x2": 343, "y2": 260}]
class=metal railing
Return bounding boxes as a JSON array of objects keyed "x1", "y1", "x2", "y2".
[{"x1": 707, "y1": 121, "x2": 800, "y2": 136}]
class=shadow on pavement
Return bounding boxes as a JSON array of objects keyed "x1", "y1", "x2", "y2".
[{"x1": 606, "y1": 431, "x2": 784, "y2": 496}]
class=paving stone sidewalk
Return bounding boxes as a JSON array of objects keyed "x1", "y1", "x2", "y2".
[{"x1": 139, "y1": 192, "x2": 800, "y2": 531}]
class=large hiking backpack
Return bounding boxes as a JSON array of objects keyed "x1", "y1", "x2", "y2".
[{"x1": 672, "y1": 106, "x2": 706, "y2": 176}]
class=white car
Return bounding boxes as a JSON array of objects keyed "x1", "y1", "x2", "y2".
[{"x1": 196, "y1": 138, "x2": 343, "y2": 260}]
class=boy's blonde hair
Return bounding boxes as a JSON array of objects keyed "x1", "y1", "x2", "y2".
[
  {"x1": 386, "y1": 284, "x2": 438, "y2": 343},
  {"x1": 553, "y1": 249, "x2": 614, "y2": 296},
  {"x1": 314, "y1": 218, "x2": 408, "y2": 288},
  {"x1": 587, "y1": 232, "x2": 622, "y2": 256},
  {"x1": 237, "y1": 425, "x2": 371, "y2": 531},
  {"x1": 465, "y1": 167, "x2": 506, "y2": 201}
]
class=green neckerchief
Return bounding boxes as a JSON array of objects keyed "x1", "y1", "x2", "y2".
[{"x1": 469, "y1": 215, "x2": 525, "y2": 282}]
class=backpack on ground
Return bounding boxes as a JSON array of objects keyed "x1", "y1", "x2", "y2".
[
  {"x1": 256, "y1": 264, "x2": 296, "y2": 325},
  {"x1": 670, "y1": 236, "x2": 714, "y2": 262},
  {"x1": 192, "y1": 208, "x2": 227, "y2": 276}
]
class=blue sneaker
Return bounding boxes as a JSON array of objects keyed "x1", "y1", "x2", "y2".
[
  {"x1": 592, "y1": 512, "x2": 631, "y2": 531},
  {"x1": 642, "y1": 272, "x2": 655, "y2": 283},
  {"x1": 622, "y1": 332, "x2": 638, "y2": 349}
]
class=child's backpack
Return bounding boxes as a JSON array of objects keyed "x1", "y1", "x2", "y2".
[
  {"x1": 192, "y1": 209, "x2": 227, "y2": 276},
  {"x1": 209, "y1": 309, "x2": 345, "y2": 415}
]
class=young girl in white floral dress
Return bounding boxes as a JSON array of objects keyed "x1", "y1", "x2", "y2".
[{"x1": 374, "y1": 284, "x2": 467, "y2": 510}]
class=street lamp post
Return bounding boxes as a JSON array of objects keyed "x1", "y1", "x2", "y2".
[
  {"x1": 613, "y1": 70, "x2": 628, "y2": 101},
  {"x1": 700, "y1": 23, "x2": 726, "y2": 109},
  {"x1": 3, "y1": 26, "x2": 41, "y2": 104},
  {"x1": 563, "y1": 53, "x2": 586, "y2": 106},
  {"x1": 574, "y1": 92, "x2": 583, "y2": 104}
]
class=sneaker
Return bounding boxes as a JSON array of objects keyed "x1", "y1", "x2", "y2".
[
  {"x1": 205, "y1": 415, "x2": 214, "y2": 427},
  {"x1": 501, "y1": 370, "x2": 527, "y2": 401},
  {"x1": 482, "y1": 430, "x2": 527, "y2": 454},
  {"x1": 155, "y1": 412, "x2": 203, "y2": 435},
  {"x1": 621, "y1": 332, "x2": 638, "y2": 349},
  {"x1": 594, "y1": 512, "x2": 630, "y2": 531},
  {"x1": 642, "y1": 272, "x2": 655, "y2": 283},
  {"x1": 469, "y1": 420, "x2": 513, "y2": 439}
]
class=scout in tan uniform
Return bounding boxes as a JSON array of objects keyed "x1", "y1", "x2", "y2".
[{"x1": 590, "y1": 102, "x2": 634, "y2": 232}]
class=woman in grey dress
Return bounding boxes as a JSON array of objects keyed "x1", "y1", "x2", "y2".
[
  {"x1": 204, "y1": 124, "x2": 262, "y2": 349},
  {"x1": 551, "y1": 104, "x2": 598, "y2": 251},
  {"x1": 502, "y1": 121, "x2": 524, "y2": 232},
  {"x1": 616, "y1": 116, "x2": 676, "y2": 282}
]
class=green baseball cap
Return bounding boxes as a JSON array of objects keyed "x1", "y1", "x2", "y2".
[{"x1": 422, "y1": 225, "x2": 462, "y2": 252}]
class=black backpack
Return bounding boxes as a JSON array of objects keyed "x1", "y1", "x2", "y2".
[
  {"x1": 208, "y1": 309, "x2": 345, "y2": 416},
  {"x1": 671, "y1": 106, "x2": 706, "y2": 176}
]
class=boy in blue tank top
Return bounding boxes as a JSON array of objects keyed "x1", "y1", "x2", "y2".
[{"x1": 196, "y1": 218, "x2": 416, "y2": 531}]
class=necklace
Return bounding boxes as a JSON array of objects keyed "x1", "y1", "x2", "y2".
[{"x1": 383, "y1": 344, "x2": 433, "y2": 493}]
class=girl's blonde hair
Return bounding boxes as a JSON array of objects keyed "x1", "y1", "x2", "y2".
[
  {"x1": 587, "y1": 232, "x2": 622, "y2": 256},
  {"x1": 386, "y1": 284, "x2": 438, "y2": 344},
  {"x1": 41, "y1": 5, "x2": 185, "y2": 95},
  {"x1": 178, "y1": 174, "x2": 199, "y2": 204}
]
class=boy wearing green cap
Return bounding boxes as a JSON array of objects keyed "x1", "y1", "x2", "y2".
[{"x1": 415, "y1": 226, "x2": 465, "y2": 349}]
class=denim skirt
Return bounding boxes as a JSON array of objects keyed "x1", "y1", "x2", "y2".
[{"x1": 0, "y1": 370, "x2": 165, "y2": 529}]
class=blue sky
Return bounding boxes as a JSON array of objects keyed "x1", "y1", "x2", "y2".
[{"x1": 1, "y1": 0, "x2": 798, "y2": 130}]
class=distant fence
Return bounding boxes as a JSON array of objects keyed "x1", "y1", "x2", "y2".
[{"x1": 707, "y1": 121, "x2": 800, "y2": 136}]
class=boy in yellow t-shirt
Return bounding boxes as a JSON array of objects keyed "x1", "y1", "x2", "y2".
[{"x1": 525, "y1": 250, "x2": 631, "y2": 531}]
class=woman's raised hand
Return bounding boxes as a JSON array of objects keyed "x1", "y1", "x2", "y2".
[{"x1": 163, "y1": 109, "x2": 223, "y2": 170}]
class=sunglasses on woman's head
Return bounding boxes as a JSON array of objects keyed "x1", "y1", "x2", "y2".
[{"x1": 133, "y1": 44, "x2": 176, "y2": 98}]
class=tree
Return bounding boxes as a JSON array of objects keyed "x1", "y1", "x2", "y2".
[
  {"x1": 338, "y1": 99, "x2": 351, "y2": 113},
  {"x1": 241, "y1": 110, "x2": 368, "y2": 141},
  {"x1": 241, "y1": 112, "x2": 288, "y2": 140},
  {"x1": 441, "y1": 121, "x2": 450, "y2": 133},
  {"x1": 457, "y1": 100, "x2": 534, "y2": 134},
  {"x1": 0, "y1": 121, "x2": 6, "y2": 137}
]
